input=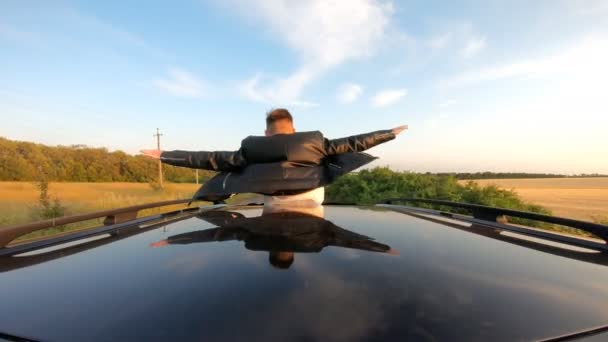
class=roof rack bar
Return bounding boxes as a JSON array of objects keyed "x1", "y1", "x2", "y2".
[
  {"x1": 381, "y1": 204, "x2": 607, "y2": 251},
  {"x1": 0, "y1": 214, "x2": 167, "y2": 257},
  {"x1": 0, "y1": 199, "x2": 202, "y2": 248},
  {"x1": 381, "y1": 198, "x2": 608, "y2": 243},
  {"x1": 0, "y1": 204, "x2": 227, "y2": 257},
  {"x1": 390, "y1": 205, "x2": 608, "y2": 263},
  {"x1": 1, "y1": 212, "x2": 199, "y2": 272}
]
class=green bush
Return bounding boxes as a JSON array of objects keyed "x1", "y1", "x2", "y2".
[
  {"x1": 326, "y1": 167, "x2": 554, "y2": 228},
  {"x1": 326, "y1": 167, "x2": 463, "y2": 204},
  {"x1": 30, "y1": 178, "x2": 67, "y2": 220}
]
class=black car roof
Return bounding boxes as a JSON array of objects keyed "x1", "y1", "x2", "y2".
[{"x1": 1, "y1": 204, "x2": 608, "y2": 341}]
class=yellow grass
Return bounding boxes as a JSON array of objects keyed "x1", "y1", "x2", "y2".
[
  {"x1": 0, "y1": 182, "x2": 201, "y2": 227},
  {"x1": 2, "y1": 178, "x2": 606, "y2": 242},
  {"x1": 464, "y1": 178, "x2": 608, "y2": 222}
]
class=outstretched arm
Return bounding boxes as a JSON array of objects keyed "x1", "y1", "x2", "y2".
[
  {"x1": 150, "y1": 228, "x2": 241, "y2": 247},
  {"x1": 325, "y1": 125, "x2": 407, "y2": 155},
  {"x1": 140, "y1": 149, "x2": 246, "y2": 171}
]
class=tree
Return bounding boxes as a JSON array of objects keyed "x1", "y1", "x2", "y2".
[{"x1": 0, "y1": 137, "x2": 216, "y2": 183}]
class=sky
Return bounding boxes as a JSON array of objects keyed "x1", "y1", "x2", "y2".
[{"x1": 1, "y1": 0, "x2": 607, "y2": 174}]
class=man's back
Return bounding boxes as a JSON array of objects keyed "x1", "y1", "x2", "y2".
[
  {"x1": 141, "y1": 108, "x2": 407, "y2": 203},
  {"x1": 240, "y1": 131, "x2": 326, "y2": 165}
]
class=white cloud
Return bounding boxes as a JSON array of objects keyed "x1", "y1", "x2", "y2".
[
  {"x1": 233, "y1": 0, "x2": 394, "y2": 105},
  {"x1": 428, "y1": 32, "x2": 452, "y2": 50},
  {"x1": 371, "y1": 88, "x2": 408, "y2": 107},
  {"x1": 153, "y1": 68, "x2": 205, "y2": 98},
  {"x1": 426, "y1": 23, "x2": 486, "y2": 58},
  {"x1": 239, "y1": 68, "x2": 319, "y2": 107},
  {"x1": 337, "y1": 83, "x2": 364, "y2": 103},
  {"x1": 290, "y1": 100, "x2": 320, "y2": 108},
  {"x1": 441, "y1": 35, "x2": 608, "y2": 87},
  {"x1": 242, "y1": 0, "x2": 393, "y2": 67},
  {"x1": 572, "y1": 0, "x2": 608, "y2": 16},
  {"x1": 0, "y1": 24, "x2": 39, "y2": 45},
  {"x1": 438, "y1": 99, "x2": 457, "y2": 107},
  {"x1": 460, "y1": 35, "x2": 486, "y2": 58}
]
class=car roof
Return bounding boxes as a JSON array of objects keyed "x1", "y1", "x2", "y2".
[{"x1": 1, "y1": 204, "x2": 608, "y2": 341}]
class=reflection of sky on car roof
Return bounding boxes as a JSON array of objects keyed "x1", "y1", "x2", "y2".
[{"x1": 2, "y1": 206, "x2": 608, "y2": 341}]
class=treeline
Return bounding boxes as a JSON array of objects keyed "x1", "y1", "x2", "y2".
[
  {"x1": 0, "y1": 137, "x2": 215, "y2": 183},
  {"x1": 433, "y1": 172, "x2": 607, "y2": 180},
  {"x1": 325, "y1": 167, "x2": 606, "y2": 233},
  {"x1": 326, "y1": 167, "x2": 548, "y2": 213}
]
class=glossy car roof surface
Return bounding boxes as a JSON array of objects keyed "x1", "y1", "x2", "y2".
[{"x1": 1, "y1": 205, "x2": 608, "y2": 341}]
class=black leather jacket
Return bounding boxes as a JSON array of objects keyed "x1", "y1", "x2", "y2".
[
  {"x1": 160, "y1": 130, "x2": 395, "y2": 201},
  {"x1": 160, "y1": 130, "x2": 394, "y2": 171}
]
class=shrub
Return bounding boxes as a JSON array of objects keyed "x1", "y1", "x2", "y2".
[
  {"x1": 31, "y1": 178, "x2": 67, "y2": 220},
  {"x1": 326, "y1": 167, "x2": 552, "y2": 225}
]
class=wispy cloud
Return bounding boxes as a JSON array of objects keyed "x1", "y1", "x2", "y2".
[
  {"x1": 425, "y1": 22, "x2": 486, "y2": 58},
  {"x1": 0, "y1": 7, "x2": 167, "y2": 59},
  {"x1": 63, "y1": 8, "x2": 147, "y2": 48},
  {"x1": 0, "y1": 24, "x2": 40, "y2": 46},
  {"x1": 371, "y1": 88, "x2": 408, "y2": 107},
  {"x1": 234, "y1": 0, "x2": 394, "y2": 105},
  {"x1": 153, "y1": 68, "x2": 205, "y2": 98},
  {"x1": 438, "y1": 99, "x2": 457, "y2": 107},
  {"x1": 461, "y1": 36, "x2": 486, "y2": 58},
  {"x1": 290, "y1": 100, "x2": 320, "y2": 108},
  {"x1": 571, "y1": 0, "x2": 608, "y2": 16},
  {"x1": 428, "y1": 32, "x2": 452, "y2": 50},
  {"x1": 62, "y1": 8, "x2": 170, "y2": 58},
  {"x1": 239, "y1": 69, "x2": 319, "y2": 107},
  {"x1": 337, "y1": 83, "x2": 364, "y2": 104},
  {"x1": 440, "y1": 35, "x2": 608, "y2": 87}
]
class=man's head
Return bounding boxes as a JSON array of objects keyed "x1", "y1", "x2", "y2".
[
  {"x1": 265, "y1": 108, "x2": 295, "y2": 136},
  {"x1": 268, "y1": 251, "x2": 295, "y2": 269}
]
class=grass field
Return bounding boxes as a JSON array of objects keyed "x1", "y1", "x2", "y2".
[
  {"x1": 0, "y1": 182, "x2": 265, "y2": 243},
  {"x1": 2, "y1": 179, "x2": 607, "y2": 224},
  {"x1": 464, "y1": 177, "x2": 608, "y2": 222},
  {"x1": 1, "y1": 178, "x2": 606, "y2": 242},
  {"x1": 0, "y1": 182, "x2": 202, "y2": 227}
]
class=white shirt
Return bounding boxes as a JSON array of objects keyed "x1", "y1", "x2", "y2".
[{"x1": 263, "y1": 187, "x2": 325, "y2": 208}]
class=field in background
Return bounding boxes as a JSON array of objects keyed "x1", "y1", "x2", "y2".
[
  {"x1": 2, "y1": 178, "x2": 607, "y2": 228},
  {"x1": 0, "y1": 182, "x2": 201, "y2": 227},
  {"x1": 464, "y1": 177, "x2": 608, "y2": 222}
]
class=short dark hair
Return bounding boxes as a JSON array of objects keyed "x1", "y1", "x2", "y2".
[
  {"x1": 269, "y1": 252, "x2": 294, "y2": 269},
  {"x1": 266, "y1": 108, "x2": 293, "y2": 127}
]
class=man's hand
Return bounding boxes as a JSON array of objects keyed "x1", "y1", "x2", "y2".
[
  {"x1": 391, "y1": 125, "x2": 408, "y2": 136},
  {"x1": 140, "y1": 149, "x2": 162, "y2": 159},
  {"x1": 150, "y1": 239, "x2": 169, "y2": 248}
]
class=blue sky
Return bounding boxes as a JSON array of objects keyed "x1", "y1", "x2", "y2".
[{"x1": 1, "y1": 0, "x2": 607, "y2": 173}]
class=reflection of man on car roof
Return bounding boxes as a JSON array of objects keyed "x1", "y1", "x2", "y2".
[
  {"x1": 142, "y1": 108, "x2": 407, "y2": 204},
  {"x1": 150, "y1": 210, "x2": 397, "y2": 269}
]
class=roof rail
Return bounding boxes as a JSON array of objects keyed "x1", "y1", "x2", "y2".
[
  {"x1": 0, "y1": 199, "x2": 202, "y2": 248},
  {"x1": 395, "y1": 206, "x2": 608, "y2": 266},
  {"x1": 380, "y1": 198, "x2": 608, "y2": 243}
]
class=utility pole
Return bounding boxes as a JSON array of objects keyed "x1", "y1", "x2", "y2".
[
  {"x1": 195, "y1": 169, "x2": 199, "y2": 184},
  {"x1": 153, "y1": 128, "x2": 164, "y2": 188}
]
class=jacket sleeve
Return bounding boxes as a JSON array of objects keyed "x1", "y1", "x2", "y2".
[
  {"x1": 325, "y1": 130, "x2": 396, "y2": 155},
  {"x1": 167, "y1": 228, "x2": 240, "y2": 245},
  {"x1": 160, "y1": 149, "x2": 246, "y2": 171}
]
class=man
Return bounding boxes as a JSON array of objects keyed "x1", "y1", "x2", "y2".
[{"x1": 141, "y1": 108, "x2": 406, "y2": 205}]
